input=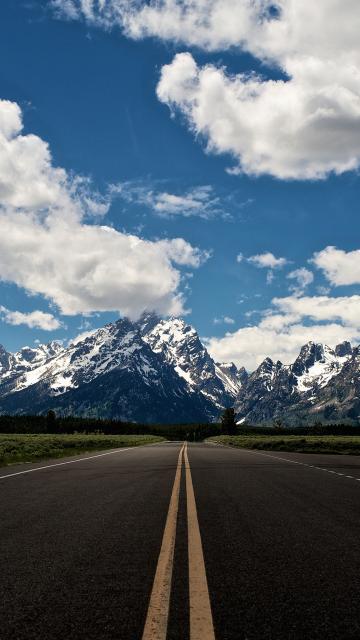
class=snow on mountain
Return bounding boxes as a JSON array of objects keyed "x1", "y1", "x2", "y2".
[
  {"x1": 235, "y1": 340, "x2": 360, "y2": 425},
  {"x1": 0, "y1": 317, "x2": 217, "y2": 422},
  {"x1": 0, "y1": 316, "x2": 359, "y2": 425},
  {"x1": 137, "y1": 314, "x2": 243, "y2": 407},
  {"x1": 292, "y1": 342, "x2": 352, "y2": 392},
  {"x1": 215, "y1": 362, "x2": 248, "y2": 397},
  {"x1": 234, "y1": 357, "x2": 293, "y2": 424},
  {"x1": 0, "y1": 313, "x2": 245, "y2": 420},
  {"x1": 0, "y1": 345, "x2": 11, "y2": 376},
  {"x1": 0, "y1": 341, "x2": 64, "y2": 392},
  {"x1": 7, "y1": 320, "x2": 165, "y2": 397}
]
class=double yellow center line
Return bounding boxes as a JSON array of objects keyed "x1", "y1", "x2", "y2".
[{"x1": 142, "y1": 443, "x2": 215, "y2": 640}]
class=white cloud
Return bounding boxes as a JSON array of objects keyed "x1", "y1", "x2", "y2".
[
  {"x1": 312, "y1": 246, "x2": 360, "y2": 286},
  {"x1": 51, "y1": 1, "x2": 360, "y2": 179},
  {"x1": 247, "y1": 252, "x2": 288, "y2": 269},
  {"x1": 50, "y1": 0, "x2": 360, "y2": 63},
  {"x1": 0, "y1": 306, "x2": 62, "y2": 331},
  {"x1": 206, "y1": 293, "x2": 360, "y2": 370},
  {"x1": 241, "y1": 251, "x2": 288, "y2": 285},
  {"x1": 213, "y1": 316, "x2": 235, "y2": 325},
  {"x1": 0, "y1": 100, "x2": 112, "y2": 216},
  {"x1": 272, "y1": 294, "x2": 360, "y2": 327},
  {"x1": 287, "y1": 267, "x2": 314, "y2": 295},
  {"x1": 152, "y1": 187, "x2": 221, "y2": 218},
  {"x1": 50, "y1": 0, "x2": 262, "y2": 46},
  {"x1": 157, "y1": 51, "x2": 360, "y2": 180},
  {"x1": 206, "y1": 320, "x2": 359, "y2": 371},
  {"x1": 0, "y1": 100, "x2": 208, "y2": 319},
  {"x1": 119, "y1": 183, "x2": 225, "y2": 219},
  {"x1": 0, "y1": 100, "x2": 66, "y2": 209}
]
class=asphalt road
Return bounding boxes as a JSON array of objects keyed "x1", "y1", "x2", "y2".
[{"x1": 2, "y1": 442, "x2": 360, "y2": 639}]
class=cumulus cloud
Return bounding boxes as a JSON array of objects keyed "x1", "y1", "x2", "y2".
[
  {"x1": 51, "y1": 1, "x2": 360, "y2": 179},
  {"x1": 0, "y1": 306, "x2": 62, "y2": 331},
  {"x1": 0, "y1": 100, "x2": 112, "y2": 216},
  {"x1": 206, "y1": 320, "x2": 360, "y2": 371},
  {"x1": 247, "y1": 252, "x2": 288, "y2": 269},
  {"x1": 0, "y1": 100, "x2": 208, "y2": 319},
  {"x1": 157, "y1": 51, "x2": 360, "y2": 180},
  {"x1": 272, "y1": 294, "x2": 360, "y2": 327},
  {"x1": 312, "y1": 246, "x2": 360, "y2": 286},
  {"x1": 206, "y1": 293, "x2": 360, "y2": 370}
]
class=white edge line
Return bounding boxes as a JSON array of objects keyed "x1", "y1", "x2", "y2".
[
  {"x1": 0, "y1": 441, "x2": 167, "y2": 481},
  {"x1": 205, "y1": 440, "x2": 360, "y2": 483}
]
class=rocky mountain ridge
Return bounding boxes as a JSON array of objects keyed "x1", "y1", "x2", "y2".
[
  {"x1": 235, "y1": 340, "x2": 359, "y2": 425},
  {"x1": 0, "y1": 315, "x2": 243, "y2": 423},
  {"x1": 0, "y1": 315, "x2": 359, "y2": 424}
]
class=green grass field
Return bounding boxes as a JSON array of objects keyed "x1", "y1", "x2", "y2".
[
  {"x1": 208, "y1": 434, "x2": 360, "y2": 455},
  {"x1": 0, "y1": 433, "x2": 165, "y2": 467}
]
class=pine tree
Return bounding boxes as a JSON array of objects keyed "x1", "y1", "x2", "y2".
[{"x1": 46, "y1": 409, "x2": 56, "y2": 432}]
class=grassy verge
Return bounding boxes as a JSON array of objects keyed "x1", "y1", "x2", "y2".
[
  {"x1": 207, "y1": 435, "x2": 360, "y2": 455},
  {"x1": 0, "y1": 433, "x2": 165, "y2": 467}
]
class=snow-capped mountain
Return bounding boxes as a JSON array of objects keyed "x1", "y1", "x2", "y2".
[
  {"x1": 0, "y1": 341, "x2": 63, "y2": 378},
  {"x1": 0, "y1": 315, "x2": 241, "y2": 423},
  {"x1": 0, "y1": 316, "x2": 359, "y2": 424},
  {"x1": 235, "y1": 341, "x2": 359, "y2": 425},
  {"x1": 137, "y1": 314, "x2": 245, "y2": 408}
]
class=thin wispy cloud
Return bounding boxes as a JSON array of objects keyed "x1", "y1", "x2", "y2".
[
  {"x1": 117, "y1": 182, "x2": 233, "y2": 220},
  {"x1": 213, "y1": 316, "x2": 235, "y2": 326},
  {"x1": 287, "y1": 267, "x2": 314, "y2": 296},
  {"x1": 237, "y1": 251, "x2": 288, "y2": 285}
]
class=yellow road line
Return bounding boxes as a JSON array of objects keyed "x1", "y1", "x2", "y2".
[
  {"x1": 184, "y1": 443, "x2": 216, "y2": 640},
  {"x1": 142, "y1": 443, "x2": 185, "y2": 640}
]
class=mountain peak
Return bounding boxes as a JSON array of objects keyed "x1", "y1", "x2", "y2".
[
  {"x1": 335, "y1": 341, "x2": 352, "y2": 357},
  {"x1": 111, "y1": 317, "x2": 138, "y2": 337},
  {"x1": 292, "y1": 342, "x2": 332, "y2": 377},
  {"x1": 258, "y1": 357, "x2": 275, "y2": 370},
  {"x1": 135, "y1": 311, "x2": 161, "y2": 336},
  {"x1": 139, "y1": 314, "x2": 243, "y2": 407}
]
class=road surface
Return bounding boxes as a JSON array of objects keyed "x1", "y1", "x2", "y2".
[{"x1": 1, "y1": 441, "x2": 360, "y2": 639}]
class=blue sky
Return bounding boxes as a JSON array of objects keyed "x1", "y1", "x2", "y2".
[{"x1": 1, "y1": 1, "x2": 360, "y2": 369}]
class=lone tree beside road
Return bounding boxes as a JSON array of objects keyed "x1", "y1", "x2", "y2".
[
  {"x1": 46, "y1": 410, "x2": 57, "y2": 432},
  {"x1": 221, "y1": 407, "x2": 237, "y2": 435}
]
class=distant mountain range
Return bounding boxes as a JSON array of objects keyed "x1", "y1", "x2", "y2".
[
  {"x1": 0, "y1": 314, "x2": 359, "y2": 425},
  {"x1": 235, "y1": 341, "x2": 359, "y2": 425}
]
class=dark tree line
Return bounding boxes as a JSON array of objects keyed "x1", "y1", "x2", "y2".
[
  {"x1": 0, "y1": 410, "x2": 358, "y2": 439},
  {"x1": 0, "y1": 413, "x2": 222, "y2": 441}
]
